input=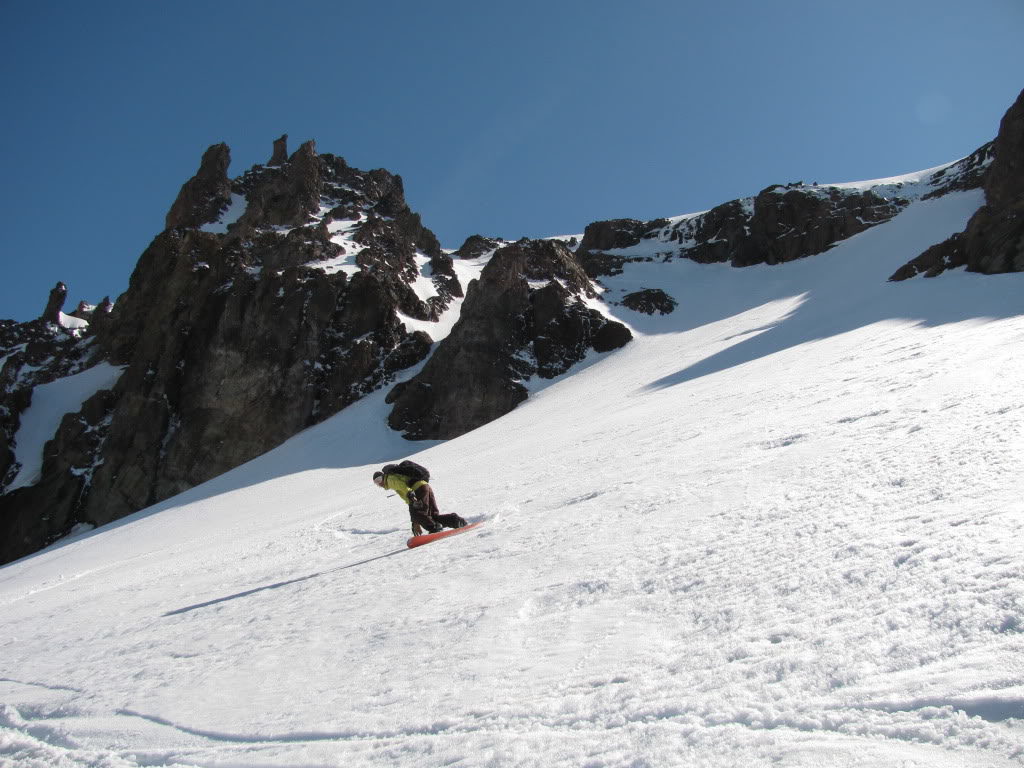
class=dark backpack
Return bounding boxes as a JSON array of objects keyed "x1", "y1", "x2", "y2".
[{"x1": 382, "y1": 459, "x2": 430, "y2": 484}]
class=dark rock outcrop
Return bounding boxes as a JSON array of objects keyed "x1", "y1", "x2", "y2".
[
  {"x1": 577, "y1": 219, "x2": 653, "y2": 253},
  {"x1": 736, "y1": 186, "x2": 907, "y2": 267},
  {"x1": 165, "y1": 143, "x2": 233, "y2": 230},
  {"x1": 0, "y1": 386, "x2": 117, "y2": 560},
  {"x1": 387, "y1": 238, "x2": 631, "y2": 440},
  {"x1": 454, "y1": 235, "x2": 506, "y2": 260},
  {"x1": 1, "y1": 283, "x2": 107, "y2": 560},
  {"x1": 985, "y1": 91, "x2": 1024, "y2": 211},
  {"x1": 270, "y1": 134, "x2": 289, "y2": 166},
  {"x1": 921, "y1": 142, "x2": 995, "y2": 201},
  {"x1": 231, "y1": 140, "x2": 322, "y2": 231},
  {"x1": 891, "y1": 88, "x2": 1024, "y2": 280},
  {"x1": 576, "y1": 219, "x2": 662, "y2": 277},
  {"x1": 888, "y1": 90, "x2": 1024, "y2": 280},
  {"x1": 577, "y1": 186, "x2": 908, "y2": 278},
  {"x1": 622, "y1": 288, "x2": 677, "y2": 315},
  {"x1": 42, "y1": 282, "x2": 68, "y2": 323},
  {"x1": 669, "y1": 185, "x2": 909, "y2": 268}
]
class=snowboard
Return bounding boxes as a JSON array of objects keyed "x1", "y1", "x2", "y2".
[{"x1": 407, "y1": 521, "x2": 483, "y2": 549}]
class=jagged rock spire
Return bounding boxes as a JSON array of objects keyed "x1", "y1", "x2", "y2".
[
  {"x1": 42, "y1": 281, "x2": 67, "y2": 323},
  {"x1": 165, "y1": 143, "x2": 232, "y2": 230},
  {"x1": 270, "y1": 134, "x2": 288, "y2": 166}
]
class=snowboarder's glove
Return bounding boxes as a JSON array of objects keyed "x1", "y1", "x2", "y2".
[
  {"x1": 412, "y1": 523, "x2": 423, "y2": 536},
  {"x1": 409, "y1": 495, "x2": 425, "y2": 511}
]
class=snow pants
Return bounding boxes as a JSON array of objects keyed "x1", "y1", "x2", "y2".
[{"x1": 408, "y1": 484, "x2": 466, "y2": 534}]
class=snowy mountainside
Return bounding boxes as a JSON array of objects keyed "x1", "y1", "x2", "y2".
[
  {"x1": 1, "y1": 185, "x2": 1023, "y2": 767},
  {"x1": 0, "y1": 109, "x2": 1007, "y2": 566},
  {"x1": 0, "y1": 135, "x2": 633, "y2": 565}
]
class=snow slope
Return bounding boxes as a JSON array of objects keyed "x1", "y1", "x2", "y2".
[
  {"x1": 7, "y1": 362, "x2": 124, "y2": 491},
  {"x1": 2, "y1": 187, "x2": 1023, "y2": 767}
]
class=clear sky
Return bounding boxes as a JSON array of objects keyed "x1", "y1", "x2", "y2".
[{"x1": 2, "y1": 0, "x2": 1022, "y2": 322}]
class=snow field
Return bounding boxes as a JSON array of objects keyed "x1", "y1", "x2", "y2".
[
  {"x1": 1, "y1": 188, "x2": 1023, "y2": 766},
  {"x1": 7, "y1": 362, "x2": 124, "y2": 491}
]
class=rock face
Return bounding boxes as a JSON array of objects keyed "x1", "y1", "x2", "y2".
[
  {"x1": 387, "y1": 238, "x2": 632, "y2": 439},
  {"x1": 890, "y1": 88, "x2": 1024, "y2": 280},
  {"x1": 165, "y1": 143, "x2": 232, "y2": 230},
  {"x1": 577, "y1": 219, "x2": 658, "y2": 253},
  {"x1": 269, "y1": 134, "x2": 289, "y2": 166},
  {"x1": 574, "y1": 134, "x2": 1000, "y2": 295},
  {"x1": 42, "y1": 282, "x2": 68, "y2": 324},
  {"x1": 578, "y1": 185, "x2": 908, "y2": 280},
  {"x1": 453, "y1": 235, "x2": 507, "y2": 260},
  {"x1": 735, "y1": 185, "x2": 908, "y2": 267},
  {"x1": 0, "y1": 300, "x2": 102, "y2": 556},
  {"x1": 0, "y1": 140, "x2": 466, "y2": 564},
  {"x1": 622, "y1": 289, "x2": 677, "y2": 315}
]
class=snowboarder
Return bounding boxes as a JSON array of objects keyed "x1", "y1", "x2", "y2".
[{"x1": 373, "y1": 464, "x2": 468, "y2": 536}]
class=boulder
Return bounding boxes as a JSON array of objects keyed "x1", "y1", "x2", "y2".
[{"x1": 622, "y1": 288, "x2": 677, "y2": 315}]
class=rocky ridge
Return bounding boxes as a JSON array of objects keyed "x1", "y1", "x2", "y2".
[
  {"x1": 575, "y1": 144, "x2": 995, "y2": 286},
  {"x1": 1, "y1": 137, "x2": 465, "y2": 562}
]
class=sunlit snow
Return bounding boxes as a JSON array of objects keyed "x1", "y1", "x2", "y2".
[
  {"x1": 199, "y1": 193, "x2": 247, "y2": 234},
  {"x1": 7, "y1": 362, "x2": 124, "y2": 491},
  {"x1": 1, "y1": 186, "x2": 1022, "y2": 767}
]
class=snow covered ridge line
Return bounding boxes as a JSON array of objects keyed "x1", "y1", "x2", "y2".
[
  {"x1": 820, "y1": 146, "x2": 994, "y2": 196},
  {"x1": 571, "y1": 144, "x2": 994, "y2": 275},
  {"x1": 692, "y1": 144, "x2": 992, "y2": 237}
]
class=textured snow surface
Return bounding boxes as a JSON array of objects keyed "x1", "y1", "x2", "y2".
[{"x1": 1, "y1": 189, "x2": 1022, "y2": 767}]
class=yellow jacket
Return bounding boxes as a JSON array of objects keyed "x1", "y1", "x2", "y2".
[{"x1": 382, "y1": 473, "x2": 427, "y2": 503}]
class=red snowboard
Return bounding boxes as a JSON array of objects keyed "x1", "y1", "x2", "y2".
[{"x1": 407, "y1": 521, "x2": 483, "y2": 549}]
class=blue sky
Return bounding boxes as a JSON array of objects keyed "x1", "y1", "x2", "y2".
[{"x1": 2, "y1": 0, "x2": 1022, "y2": 322}]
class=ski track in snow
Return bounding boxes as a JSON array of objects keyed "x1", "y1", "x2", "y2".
[{"x1": 1, "y1": 189, "x2": 1023, "y2": 767}]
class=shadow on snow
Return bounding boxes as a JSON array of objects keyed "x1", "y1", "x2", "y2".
[
  {"x1": 593, "y1": 192, "x2": 1023, "y2": 392},
  {"x1": 162, "y1": 546, "x2": 408, "y2": 617}
]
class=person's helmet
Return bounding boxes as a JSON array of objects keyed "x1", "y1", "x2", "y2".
[{"x1": 372, "y1": 471, "x2": 384, "y2": 486}]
